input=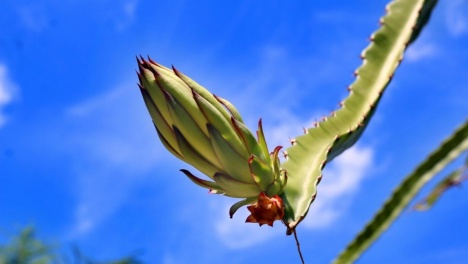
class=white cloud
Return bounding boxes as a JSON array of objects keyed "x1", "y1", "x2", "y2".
[
  {"x1": 0, "y1": 64, "x2": 17, "y2": 128},
  {"x1": 446, "y1": 0, "x2": 468, "y2": 36},
  {"x1": 65, "y1": 85, "x2": 166, "y2": 237},
  {"x1": 301, "y1": 145, "x2": 374, "y2": 228},
  {"x1": 215, "y1": 201, "x2": 284, "y2": 249},
  {"x1": 18, "y1": 5, "x2": 49, "y2": 33},
  {"x1": 406, "y1": 42, "x2": 437, "y2": 62},
  {"x1": 115, "y1": 0, "x2": 139, "y2": 31},
  {"x1": 212, "y1": 145, "x2": 373, "y2": 248},
  {"x1": 123, "y1": 0, "x2": 138, "y2": 19}
]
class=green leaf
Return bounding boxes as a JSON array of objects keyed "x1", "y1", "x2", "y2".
[{"x1": 334, "y1": 120, "x2": 468, "y2": 264}]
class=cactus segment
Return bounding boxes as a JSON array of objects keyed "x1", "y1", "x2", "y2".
[
  {"x1": 231, "y1": 118, "x2": 266, "y2": 161},
  {"x1": 155, "y1": 127, "x2": 183, "y2": 160},
  {"x1": 214, "y1": 95, "x2": 245, "y2": 123},
  {"x1": 207, "y1": 124, "x2": 252, "y2": 183},
  {"x1": 213, "y1": 173, "x2": 260, "y2": 198},
  {"x1": 229, "y1": 197, "x2": 258, "y2": 218},
  {"x1": 334, "y1": 120, "x2": 468, "y2": 264},
  {"x1": 414, "y1": 155, "x2": 468, "y2": 211},
  {"x1": 193, "y1": 90, "x2": 247, "y2": 157},
  {"x1": 166, "y1": 92, "x2": 221, "y2": 168},
  {"x1": 280, "y1": 0, "x2": 438, "y2": 233},
  {"x1": 248, "y1": 155, "x2": 275, "y2": 192},
  {"x1": 181, "y1": 169, "x2": 223, "y2": 192},
  {"x1": 174, "y1": 126, "x2": 219, "y2": 179},
  {"x1": 256, "y1": 119, "x2": 272, "y2": 164}
]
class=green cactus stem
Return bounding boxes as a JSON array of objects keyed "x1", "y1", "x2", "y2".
[{"x1": 280, "y1": 0, "x2": 438, "y2": 234}]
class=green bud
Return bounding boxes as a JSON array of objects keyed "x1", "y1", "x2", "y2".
[{"x1": 137, "y1": 57, "x2": 287, "y2": 222}]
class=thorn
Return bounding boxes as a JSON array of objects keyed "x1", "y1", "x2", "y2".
[
  {"x1": 319, "y1": 161, "x2": 326, "y2": 169},
  {"x1": 313, "y1": 121, "x2": 319, "y2": 127},
  {"x1": 289, "y1": 138, "x2": 296, "y2": 145},
  {"x1": 302, "y1": 127, "x2": 308, "y2": 134},
  {"x1": 172, "y1": 65, "x2": 181, "y2": 75},
  {"x1": 282, "y1": 151, "x2": 288, "y2": 159},
  {"x1": 311, "y1": 193, "x2": 317, "y2": 201},
  {"x1": 147, "y1": 56, "x2": 157, "y2": 64},
  {"x1": 316, "y1": 175, "x2": 323, "y2": 184},
  {"x1": 339, "y1": 101, "x2": 344, "y2": 107},
  {"x1": 137, "y1": 83, "x2": 144, "y2": 90},
  {"x1": 379, "y1": 18, "x2": 384, "y2": 25},
  {"x1": 347, "y1": 86, "x2": 352, "y2": 91},
  {"x1": 353, "y1": 70, "x2": 359, "y2": 77},
  {"x1": 360, "y1": 53, "x2": 365, "y2": 60},
  {"x1": 321, "y1": 116, "x2": 327, "y2": 122},
  {"x1": 331, "y1": 111, "x2": 336, "y2": 117},
  {"x1": 369, "y1": 35, "x2": 375, "y2": 41}
]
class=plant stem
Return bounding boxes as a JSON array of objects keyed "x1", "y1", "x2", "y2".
[{"x1": 293, "y1": 229, "x2": 305, "y2": 264}]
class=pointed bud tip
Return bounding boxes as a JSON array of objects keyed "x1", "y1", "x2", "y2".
[
  {"x1": 147, "y1": 55, "x2": 157, "y2": 64},
  {"x1": 172, "y1": 65, "x2": 181, "y2": 75}
]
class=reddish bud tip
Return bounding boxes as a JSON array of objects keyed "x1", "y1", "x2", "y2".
[{"x1": 245, "y1": 193, "x2": 284, "y2": 227}]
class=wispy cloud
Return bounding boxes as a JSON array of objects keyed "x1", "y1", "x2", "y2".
[
  {"x1": 445, "y1": 0, "x2": 468, "y2": 36},
  {"x1": 406, "y1": 42, "x2": 438, "y2": 62},
  {"x1": 18, "y1": 5, "x2": 49, "y2": 33},
  {"x1": 301, "y1": 145, "x2": 373, "y2": 228},
  {"x1": 0, "y1": 64, "x2": 17, "y2": 128},
  {"x1": 215, "y1": 201, "x2": 283, "y2": 249},
  {"x1": 65, "y1": 85, "x2": 167, "y2": 237},
  {"x1": 115, "y1": 0, "x2": 139, "y2": 31},
  {"x1": 212, "y1": 145, "x2": 373, "y2": 248}
]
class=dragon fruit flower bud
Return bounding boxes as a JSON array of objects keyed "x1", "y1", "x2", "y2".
[{"x1": 137, "y1": 56, "x2": 287, "y2": 225}]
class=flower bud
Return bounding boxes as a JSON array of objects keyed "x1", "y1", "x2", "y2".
[{"x1": 137, "y1": 56, "x2": 287, "y2": 225}]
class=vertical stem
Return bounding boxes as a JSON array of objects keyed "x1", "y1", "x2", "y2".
[{"x1": 293, "y1": 229, "x2": 305, "y2": 264}]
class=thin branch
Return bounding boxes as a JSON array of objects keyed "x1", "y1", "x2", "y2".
[{"x1": 293, "y1": 229, "x2": 305, "y2": 264}]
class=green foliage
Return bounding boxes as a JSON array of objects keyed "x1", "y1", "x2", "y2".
[
  {"x1": 0, "y1": 227, "x2": 142, "y2": 264},
  {"x1": 0, "y1": 227, "x2": 55, "y2": 264}
]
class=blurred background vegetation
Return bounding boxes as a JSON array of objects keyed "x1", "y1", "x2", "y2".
[{"x1": 0, "y1": 227, "x2": 142, "y2": 264}]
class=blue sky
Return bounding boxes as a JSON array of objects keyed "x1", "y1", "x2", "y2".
[{"x1": 0, "y1": 0, "x2": 467, "y2": 263}]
